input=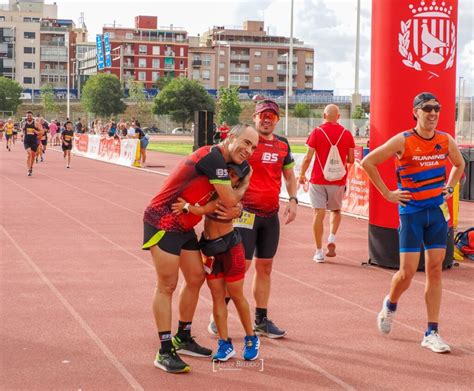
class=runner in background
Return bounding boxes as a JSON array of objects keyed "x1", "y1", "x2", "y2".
[
  {"x1": 61, "y1": 120, "x2": 74, "y2": 168},
  {"x1": 5, "y1": 118, "x2": 14, "y2": 151}
]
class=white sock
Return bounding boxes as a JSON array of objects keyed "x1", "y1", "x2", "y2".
[{"x1": 328, "y1": 234, "x2": 336, "y2": 243}]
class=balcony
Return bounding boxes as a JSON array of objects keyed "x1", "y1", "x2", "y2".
[
  {"x1": 40, "y1": 25, "x2": 68, "y2": 32},
  {"x1": 305, "y1": 82, "x2": 313, "y2": 88},
  {"x1": 277, "y1": 69, "x2": 297, "y2": 76},
  {"x1": 277, "y1": 56, "x2": 297, "y2": 63},
  {"x1": 40, "y1": 41, "x2": 65, "y2": 47},
  {"x1": 192, "y1": 60, "x2": 202, "y2": 67},
  {"x1": 305, "y1": 70, "x2": 313, "y2": 76},
  {"x1": 230, "y1": 80, "x2": 249, "y2": 86},
  {"x1": 305, "y1": 58, "x2": 314, "y2": 64},
  {"x1": 123, "y1": 50, "x2": 135, "y2": 56},
  {"x1": 164, "y1": 64, "x2": 175, "y2": 70},
  {"x1": 230, "y1": 67, "x2": 249, "y2": 73},
  {"x1": 123, "y1": 62, "x2": 135, "y2": 68},
  {"x1": 230, "y1": 54, "x2": 249, "y2": 61},
  {"x1": 40, "y1": 69, "x2": 67, "y2": 76},
  {"x1": 40, "y1": 54, "x2": 68, "y2": 62},
  {"x1": 277, "y1": 81, "x2": 287, "y2": 87}
]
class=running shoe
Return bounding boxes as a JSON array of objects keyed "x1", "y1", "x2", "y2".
[
  {"x1": 27, "y1": 169, "x2": 32, "y2": 177},
  {"x1": 254, "y1": 317, "x2": 287, "y2": 338},
  {"x1": 421, "y1": 331, "x2": 451, "y2": 353},
  {"x1": 313, "y1": 249, "x2": 325, "y2": 263},
  {"x1": 212, "y1": 339, "x2": 235, "y2": 362},
  {"x1": 242, "y1": 335, "x2": 260, "y2": 361},
  {"x1": 153, "y1": 348, "x2": 190, "y2": 373},
  {"x1": 377, "y1": 295, "x2": 396, "y2": 334},
  {"x1": 172, "y1": 335, "x2": 212, "y2": 357},
  {"x1": 66, "y1": 165, "x2": 70, "y2": 168},
  {"x1": 208, "y1": 314, "x2": 218, "y2": 336}
]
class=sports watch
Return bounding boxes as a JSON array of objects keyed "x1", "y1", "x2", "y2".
[
  {"x1": 445, "y1": 186, "x2": 454, "y2": 195},
  {"x1": 182, "y1": 202, "x2": 190, "y2": 214}
]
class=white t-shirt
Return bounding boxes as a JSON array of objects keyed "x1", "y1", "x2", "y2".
[{"x1": 127, "y1": 127, "x2": 136, "y2": 137}]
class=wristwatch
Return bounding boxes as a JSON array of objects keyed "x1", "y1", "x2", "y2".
[
  {"x1": 182, "y1": 202, "x2": 190, "y2": 214},
  {"x1": 289, "y1": 196, "x2": 299, "y2": 204},
  {"x1": 445, "y1": 186, "x2": 454, "y2": 195}
]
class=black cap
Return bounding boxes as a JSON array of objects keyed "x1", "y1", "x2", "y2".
[
  {"x1": 227, "y1": 161, "x2": 250, "y2": 180},
  {"x1": 413, "y1": 92, "x2": 438, "y2": 108}
]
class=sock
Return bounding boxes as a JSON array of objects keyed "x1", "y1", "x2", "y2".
[
  {"x1": 176, "y1": 321, "x2": 192, "y2": 340},
  {"x1": 225, "y1": 297, "x2": 231, "y2": 305},
  {"x1": 255, "y1": 308, "x2": 267, "y2": 324},
  {"x1": 426, "y1": 322, "x2": 438, "y2": 336},
  {"x1": 386, "y1": 299, "x2": 397, "y2": 312},
  {"x1": 328, "y1": 234, "x2": 336, "y2": 243},
  {"x1": 159, "y1": 331, "x2": 173, "y2": 353}
]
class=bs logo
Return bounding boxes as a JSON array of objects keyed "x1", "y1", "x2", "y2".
[
  {"x1": 216, "y1": 168, "x2": 229, "y2": 177},
  {"x1": 262, "y1": 152, "x2": 279, "y2": 163}
]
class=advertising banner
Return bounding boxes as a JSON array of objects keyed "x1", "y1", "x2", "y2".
[
  {"x1": 96, "y1": 34, "x2": 105, "y2": 70},
  {"x1": 104, "y1": 32, "x2": 112, "y2": 68}
]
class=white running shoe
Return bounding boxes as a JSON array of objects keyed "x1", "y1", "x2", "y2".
[
  {"x1": 377, "y1": 295, "x2": 395, "y2": 334},
  {"x1": 421, "y1": 331, "x2": 451, "y2": 353},
  {"x1": 313, "y1": 249, "x2": 325, "y2": 263}
]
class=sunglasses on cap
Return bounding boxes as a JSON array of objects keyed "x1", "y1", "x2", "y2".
[
  {"x1": 258, "y1": 111, "x2": 279, "y2": 123},
  {"x1": 419, "y1": 104, "x2": 441, "y2": 113}
]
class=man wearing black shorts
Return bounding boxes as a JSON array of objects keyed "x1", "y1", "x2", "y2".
[
  {"x1": 211, "y1": 100, "x2": 298, "y2": 338},
  {"x1": 61, "y1": 121, "x2": 74, "y2": 168},
  {"x1": 142, "y1": 124, "x2": 258, "y2": 373},
  {"x1": 23, "y1": 111, "x2": 42, "y2": 176}
]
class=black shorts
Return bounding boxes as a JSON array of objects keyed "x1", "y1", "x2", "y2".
[
  {"x1": 41, "y1": 139, "x2": 47, "y2": 147},
  {"x1": 62, "y1": 144, "x2": 73, "y2": 151},
  {"x1": 142, "y1": 222, "x2": 199, "y2": 256},
  {"x1": 5, "y1": 134, "x2": 12, "y2": 140},
  {"x1": 235, "y1": 212, "x2": 280, "y2": 260},
  {"x1": 24, "y1": 141, "x2": 38, "y2": 152}
]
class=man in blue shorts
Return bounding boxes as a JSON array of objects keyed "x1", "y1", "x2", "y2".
[{"x1": 362, "y1": 92, "x2": 465, "y2": 353}]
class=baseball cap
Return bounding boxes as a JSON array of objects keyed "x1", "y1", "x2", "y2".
[
  {"x1": 254, "y1": 99, "x2": 280, "y2": 116},
  {"x1": 413, "y1": 92, "x2": 438, "y2": 108},
  {"x1": 227, "y1": 161, "x2": 250, "y2": 180}
]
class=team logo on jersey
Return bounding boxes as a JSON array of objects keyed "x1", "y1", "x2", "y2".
[
  {"x1": 216, "y1": 168, "x2": 229, "y2": 178},
  {"x1": 261, "y1": 152, "x2": 279, "y2": 163},
  {"x1": 399, "y1": 1, "x2": 456, "y2": 79},
  {"x1": 434, "y1": 143, "x2": 442, "y2": 151}
]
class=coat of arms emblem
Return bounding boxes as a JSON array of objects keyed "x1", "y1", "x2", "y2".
[{"x1": 398, "y1": 1, "x2": 456, "y2": 78}]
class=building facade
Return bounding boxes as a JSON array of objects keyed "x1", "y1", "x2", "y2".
[
  {"x1": 102, "y1": 16, "x2": 188, "y2": 89},
  {"x1": 192, "y1": 21, "x2": 314, "y2": 91}
]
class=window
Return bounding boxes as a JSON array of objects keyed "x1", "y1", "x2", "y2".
[
  {"x1": 219, "y1": 50, "x2": 225, "y2": 56},
  {"x1": 24, "y1": 32, "x2": 35, "y2": 39},
  {"x1": 266, "y1": 64, "x2": 274, "y2": 71},
  {"x1": 203, "y1": 55, "x2": 211, "y2": 66},
  {"x1": 254, "y1": 63, "x2": 262, "y2": 71},
  {"x1": 23, "y1": 17, "x2": 31, "y2": 23},
  {"x1": 138, "y1": 71, "x2": 146, "y2": 81},
  {"x1": 24, "y1": 47, "x2": 35, "y2": 54},
  {"x1": 152, "y1": 71, "x2": 160, "y2": 81},
  {"x1": 125, "y1": 32, "x2": 134, "y2": 39},
  {"x1": 267, "y1": 51, "x2": 274, "y2": 57},
  {"x1": 219, "y1": 62, "x2": 225, "y2": 69},
  {"x1": 219, "y1": 75, "x2": 225, "y2": 82},
  {"x1": 266, "y1": 76, "x2": 274, "y2": 83},
  {"x1": 179, "y1": 60, "x2": 184, "y2": 69},
  {"x1": 152, "y1": 46, "x2": 160, "y2": 55},
  {"x1": 108, "y1": 32, "x2": 115, "y2": 39},
  {"x1": 152, "y1": 59, "x2": 160, "y2": 69},
  {"x1": 192, "y1": 70, "x2": 200, "y2": 80},
  {"x1": 138, "y1": 58, "x2": 147, "y2": 68},
  {"x1": 180, "y1": 47, "x2": 184, "y2": 57},
  {"x1": 139, "y1": 45, "x2": 147, "y2": 54},
  {"x1": 32, "y1": 18, "x2": 40, "y2": 23},
  {"x1": 254, "y1": 76, "x2": 261, "y2": 83},
  {"x1": 202, "y1": 70, "x2": 210, "y2": 80},
  {"x1": 0, "y1": 16, "x2": 5, "y2": 22},
  {"x1": 254, "y1": 51, "x2": 261, "y2": 57},
  {"x1": 23, "y1": 77, "x2": 34, "y2": 84},
  {"x1": 24, "y1": 62, "x2": 35, "y2": 69}
]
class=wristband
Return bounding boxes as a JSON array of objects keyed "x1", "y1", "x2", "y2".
[
  {"x1": 182, "y1": 202, "x2": 190, "y2": 214},
  {"x1": 289, "y1": 196, "x2": 298, "y2": 204}
]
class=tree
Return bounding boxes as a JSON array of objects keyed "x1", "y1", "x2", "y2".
[
  {"x1": 351, "y1": 105, "x2": 366, "y2": 119},
  {"x1": 40, "y1": 83, "x2": 57, "y2": 114},
  {"x1": 81, "y1": 73, "x2": 126, "y2": 117},
  {"x1": 0, "y1": 77, "x2": 22, "y2": 114},
  {"x1": 152, "y1": 77, "x2": 215, "y2": 128},
  {"x1": 216, "y1": 87, "x2": 242, "y2": 125},
  {"x1": 127, "y1": 78, "x2": 147, "y2": 111},
  {"x1": 155, "y1": 75, "x2": 174, "y2": 91},
  {"x1": 293, "y1": 103, "x2": 311, "y2": 118}
]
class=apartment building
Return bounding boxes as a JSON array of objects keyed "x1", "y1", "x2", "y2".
[
  {"x1": 193, "y1": 21, "x2": 314, "y2": 91},
  {"x1": 0, "y1": 0, "x2": 76, "y2": 90},
  {"x1": 102, "y1": 16, "x2": 188, "y2": 89}
]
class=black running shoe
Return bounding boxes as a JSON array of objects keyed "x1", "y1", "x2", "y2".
[
  {"x1": 254, "y1": 317, "x2": 287, "y2": 338},
  {"x1": 154, "y1": 348, "x2": 190, "y2": 373},
  {"x1": 172, "y1": 335, "x2": 212, "y2": 357},
  {"x1": 27, "y1": 169, "x2": 32, "y2": 177}
]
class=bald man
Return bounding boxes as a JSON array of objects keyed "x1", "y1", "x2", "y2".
[{"x1": 299, "y1": 104, "x2": 355, "y2": 262}]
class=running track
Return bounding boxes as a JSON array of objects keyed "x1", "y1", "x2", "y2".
[{"x1": 1, "y1": 145, "x2": 473, "y2": 390}]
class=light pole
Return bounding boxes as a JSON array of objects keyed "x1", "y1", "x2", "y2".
[
  {"x1": 283, "y1": 53, "x2": 289, "y2": 137},
  {"x1": 288, "y1": 0, "x2": 294, "y2": 98},
  {"x1": 66, "y1": 34, "x2": 70, "y2": 119}
]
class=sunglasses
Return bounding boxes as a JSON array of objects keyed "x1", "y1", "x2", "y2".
[
  {"x1": 419, "y1": 104, "x2": 441, "y2": 113},
  {"x1": 258, "y1": 111, "x2": 279, "y2": 123}
]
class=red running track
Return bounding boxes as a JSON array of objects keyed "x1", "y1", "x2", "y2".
[{"x1": 1, "y1": 144, "x2": 473, "y2": 390}]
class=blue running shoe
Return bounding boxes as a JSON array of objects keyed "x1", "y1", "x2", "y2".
[
  {"x1": 242, "y1": 335, "x2": 260, "y2": 361},
  {"x1": 254, "y1": 317, "x2": 287, "y2": 338},
  {"x1": 212, "y1": 339, "x2": 235, "y2": 362}
]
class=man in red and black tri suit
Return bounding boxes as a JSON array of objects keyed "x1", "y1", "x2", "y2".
[
  {"x1": 143, "y1": 124, "x2": 258, "y2": 373},
  {"x1": 233, "y1": 99, "x2": 298, "y2": 338},
  {"x1": 22, "y1": 111, "x2": 42, "y2": 177}
]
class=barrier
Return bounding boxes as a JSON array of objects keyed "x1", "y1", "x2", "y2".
[{"x1": 73, "y1": 134, "x2": 140, "y2": 167}]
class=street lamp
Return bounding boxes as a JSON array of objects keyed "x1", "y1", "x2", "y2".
[
  {"x1": 66, "y1": 33, "x2": 70, "y2": 119},
  {"x1": 282, "y1": 52, "x2": 289, "y2": 137},
  {"x1": 216, "y1": 31, "x2": 230, "y2": 88}
]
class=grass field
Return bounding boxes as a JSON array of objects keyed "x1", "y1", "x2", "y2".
[{"x1": 148, "y1": 141, "x2": 309, "y2": 155}]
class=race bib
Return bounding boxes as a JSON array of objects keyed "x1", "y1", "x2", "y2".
[
  {"x1": 439, "y1": 202, "x2": 450, "y2": 222},
  {"x1": 233, "y1": 211, "x2": 255, "y2": 229}
]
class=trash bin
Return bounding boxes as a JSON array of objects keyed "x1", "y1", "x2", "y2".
[{"x1": 460, "y1": 148, "x2": 474, "y2": 201}]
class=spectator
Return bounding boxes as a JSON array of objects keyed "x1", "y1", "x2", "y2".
[
  {"x1": 75, "y1": 118, "x2": 84, "y2": 134},
  {"x1": 218, "y1": 121, "x2": 230, "y2": 141},
  {"x1": 298, "y1": 104, "x2": 355, "y2": 263}
]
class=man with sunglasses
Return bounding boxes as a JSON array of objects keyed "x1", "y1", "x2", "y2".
[
  {"x1": 210, "y1": 99, "x2": 298, "y2": 338},
  {"x1": 361, "y1": 92, "x2": 465, "y2": 353}
]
